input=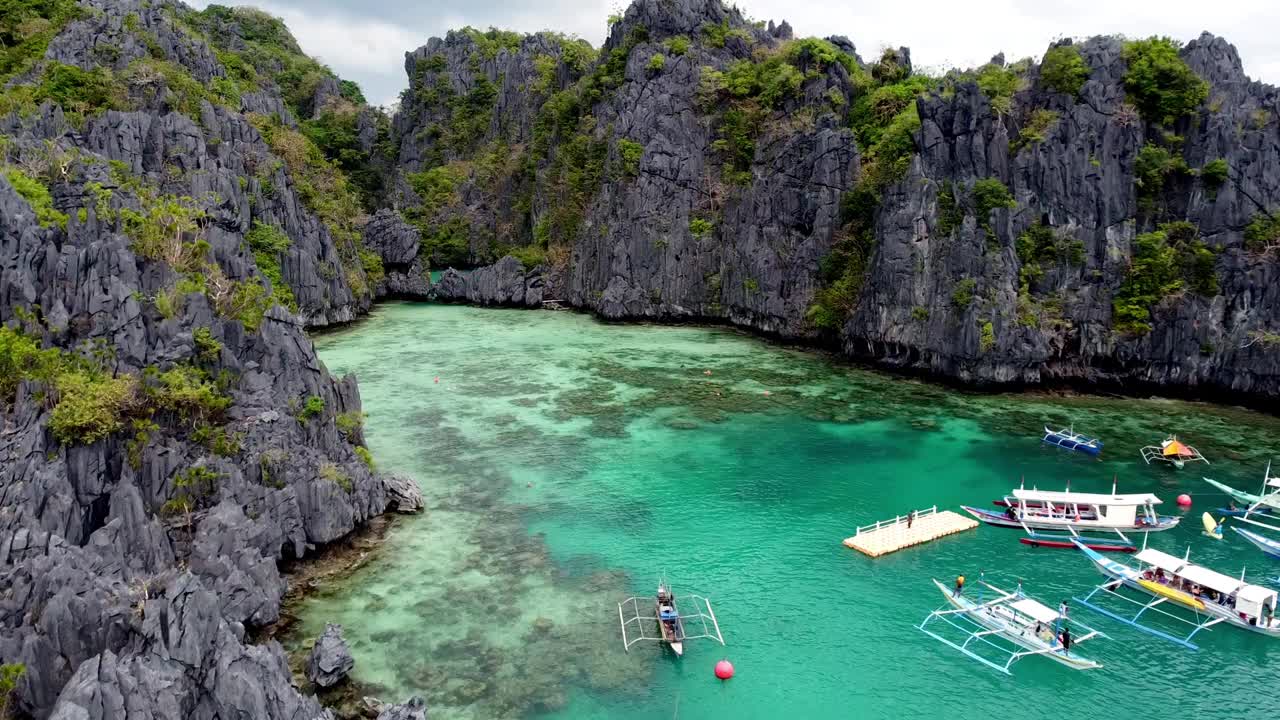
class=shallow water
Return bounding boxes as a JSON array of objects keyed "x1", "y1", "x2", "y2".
[{"x1": 293, "y1": 302, "x2": 1280, "y2": 719}]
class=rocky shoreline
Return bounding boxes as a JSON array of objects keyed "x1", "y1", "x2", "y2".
[{"x1": 427, "y1": 259, "x2": 1280, "y2": 415}]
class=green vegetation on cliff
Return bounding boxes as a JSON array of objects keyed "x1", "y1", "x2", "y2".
[
  {"x1": 1040, "y1": 45, "x2": 1089, "y2": 96},
  {"x1": 1121, "y1": 37, "x2": 1208, "y2": 124},
  {"x1": 0, "y1": 0, "x2": 81, "y2": 83},
  {"x1": 1113, "y1": 221, "x2": 1217, "y2": 334},
  {"x1": 809, "y1": 49, "x2": 926, "y2": 330}
]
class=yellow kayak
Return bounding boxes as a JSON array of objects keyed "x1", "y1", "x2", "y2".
[
  {"x1": 1202, "y1": 512, "x2": 1223, "y2": 539},
  {"x1": 1137, "y1": 579, "x2": 1205, "y2": 611}
]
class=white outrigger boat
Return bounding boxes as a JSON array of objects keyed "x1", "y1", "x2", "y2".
[
  {"x1": 963, "y1": 486, "x2": 1178, "y2": 551},
  {"x1": 1072, "y1": 540, "x2": 1280, "y2": 649},
  {"x1": 618, "y1": 582, "x2": 725, "y2": 656},
  {"x1": 918, "y1": 577, "x2": 1103, "y2": 673}
]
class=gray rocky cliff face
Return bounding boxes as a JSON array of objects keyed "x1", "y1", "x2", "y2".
[
  {"x1": 0, "y1": 0, "x2": 416, "y2": 717},
  {"x1": 363, "y1": 210, "x2": 432, "y2": 299},
  {"x1": 396, "y1": 0, "x2": 1280, "y2": 403},
  {"x1": 848, "y1": 34, "x2": 1280, "y2": 399},
  {"x1": 433, "y1": 256, "x2": 553, "y2": 307}
]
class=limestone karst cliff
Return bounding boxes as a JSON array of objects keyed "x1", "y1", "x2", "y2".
[
  {"x1": 0, "y1": 0, "x2": 418, "y2": 716},
  {"x1": 405, "y1": 0, "x2": 1280, "y2": 402},
  {"x1": 2, "y1": 0, "x2": 1280, "y2": 716}
]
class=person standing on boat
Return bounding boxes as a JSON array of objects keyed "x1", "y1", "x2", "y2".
[
  {"x1": 1059, "y1": 600, "x2": 1068, "y2": 619},
  {"x1": 954, "y1": 575, "x2": 965, "y2": 597},
  {"x1": 1059, "y1": 626, "x2": 1072, "y2": 654}
]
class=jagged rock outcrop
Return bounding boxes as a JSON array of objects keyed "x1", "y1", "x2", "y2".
[
  {"x1": 433, "y1": 256, "x2": 553, "y2": 307},
  {"x1": 383, "y1": 474, "x2": 425, "y2": 513},
  {"x1": 305, "y1": 624, "x2": 355, "y2": 688},
  {"x1": 396, "y1": 0, "x2": 1280, "y2": 404},
  {"x1": 363, "y1": 210, "x2": 432, "y2": 298},
  {"x1": 0, "y1": 1, "x2": 406, "y2": 717}
]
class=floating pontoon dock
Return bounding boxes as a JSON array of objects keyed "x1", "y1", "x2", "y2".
[{"x1": 843, "y1": 506, "x2": 978, "y2": 558}]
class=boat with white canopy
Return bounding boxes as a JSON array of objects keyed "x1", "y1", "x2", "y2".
[
  {"x1": 1072, "y1": 540, "x2": 1280, "y2": 649},
  {"x1": 918, "y1": 576, "x2": 1104, "y2": 673},
  {"x1": 963, "y1": 484, "x2": 1178, "y2": 548}
]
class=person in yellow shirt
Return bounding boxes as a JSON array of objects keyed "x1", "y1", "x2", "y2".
[{"x1": 954, "y1": 575, "x2": 965, "y2": 597}]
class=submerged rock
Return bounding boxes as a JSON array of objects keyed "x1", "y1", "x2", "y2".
[
  {"x1": 376, "y1": 696, "x2": 428, "y2": 720},
  {"x1": 307, "y1": 624, "x2": 356, "y2": 688}
]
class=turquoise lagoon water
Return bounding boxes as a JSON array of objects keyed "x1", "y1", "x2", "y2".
[{"x1": 294, "y1": 302, "x2": 1280, "y2": 719}]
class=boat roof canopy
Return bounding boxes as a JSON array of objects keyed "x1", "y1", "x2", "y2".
[
  {"x1": 1134, "y1": 548, "x2": 1186, "y2": 573},
  {"x1": 1178, "y1": 565, "x2": 1243, "y2": 596},
  {"x1": 1009, "y1": 598, "x2": 1060, "y2": 624},
  {"x1": 1011, "y1": 488, "x2": 1161, "y2": 505},
  {"x1": 1163, "y1": 439, "x2": 1195, "y2": 457},
  {"x1": 1238, "y1": 584, "x2": 1277, "y2": 604}
]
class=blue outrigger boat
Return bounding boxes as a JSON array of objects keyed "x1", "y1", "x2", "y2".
[{"x1": 1042, "y1": 426, "x2": 1102, "y2": 456}]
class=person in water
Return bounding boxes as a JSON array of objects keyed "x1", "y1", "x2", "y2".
[{"x1": 954, "y1": 575, "x2": 965, "y2": 597}]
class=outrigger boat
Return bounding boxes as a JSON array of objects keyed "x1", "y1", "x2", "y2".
[
  {"x1": 1205, "y1": 464, "x2": 1280, "y2": 555},
  {"x1": 1204, "y1": 462, "x2": 1280, "y2": 516},
  {"x1": 1140, "y1": 435, "x2": 1209, "y2": 469},
  {"x1": 1233, "y1": 527, "x2": 1280, "y2": 560},
  {"x1": 618, "y1": 582, "x2": 725, "y2": 656},
  {"x1": 1042, "y1": 425, "x2": 1103, "y2": 456},
  {"x1": 918, "y1": 576, "x2": 1103, "y2": 673},
  {"x1": 964, "y1": 485, "x2": 1175, "y2": 552},
  {"x1": 1072, "y1": 540, "x2": 1280, "y2": 649}
]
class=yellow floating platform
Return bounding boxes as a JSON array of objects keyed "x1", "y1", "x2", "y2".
[{"x1": 843, "y1": 506, "x2": 978, "y2": 558}]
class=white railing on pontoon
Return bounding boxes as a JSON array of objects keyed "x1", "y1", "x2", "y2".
[{"x1": 854, "y1": 506, "x2": 938, "y2": 536}]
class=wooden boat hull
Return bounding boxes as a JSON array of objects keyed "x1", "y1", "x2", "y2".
[
  {"x1": 929, "y1": 579, "x2": 1100, "y2": 671},
  {"x1": 1233, "y1": 527, "x2": 1280, "y2": 560},
  {"x1": 961, "y1": 505, "x2": 1178, "y2": 533},
  {"x1": 1020, "y1": 536, "x2": 1135, "y2": 552},
  {"x1": 1217, "y1": 507, "x2": 1274, "y2": 517}
]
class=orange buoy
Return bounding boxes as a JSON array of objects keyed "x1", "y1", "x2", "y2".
[{"x1": 714, "y1": 659, "x2": 734, "y2": 680}]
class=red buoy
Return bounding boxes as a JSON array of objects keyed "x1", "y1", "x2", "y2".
[
  {"x1": 1177, "y1": 494, "x2": 1192, "y2": 507},
  {"x1": 714, "y1": 659, "x2": 734, "y2": 680}
]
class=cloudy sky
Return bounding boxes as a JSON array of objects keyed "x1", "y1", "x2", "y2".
[{"x1": 190, "y1": 0, "x2": 1280, "y2": 108}]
